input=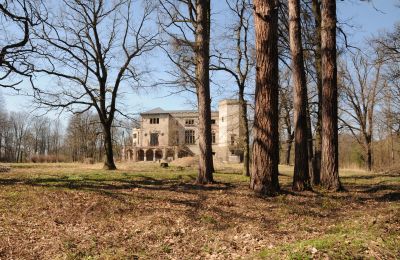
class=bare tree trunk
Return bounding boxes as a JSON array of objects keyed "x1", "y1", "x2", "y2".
[
  {"x1": 320, "y1": 0, "x2": 341, "y2": 190},
  {"x1": 285, "y1": 133, "x2": 293, "y2": 165},
  {"x1": 103, "y1": 123, "x2": 117, "y2": 170},
  {"x1": 306, "y1": 104, "x2": 315, "y2": 182},
  {"x1": 239, "y1": 92, "x2": 250, "y2": 176},
  {"x1": 366, "y1": 143, "x2": 372, "y2": 171},
  {"x1": 250, "y1": 0, "x2": 280, "y2": 195},
  {"x1": 289, "y1": 0, "x2": 311, "y2": 191},
  {"x1": 196, "y1": 0, "x2": 214, "y2": 184},
  {"x1": 0, "y1": 132, "x2": 2, "y2": 159},
  {"x1": 312, "y1": 0, "x2": 322, "y2": 186}
]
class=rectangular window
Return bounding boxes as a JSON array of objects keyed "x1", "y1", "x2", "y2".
[
  {"x1": 133, "y1": 134, "x2": 137, "y2": 139},
  {"x1": 212, "y1": 131, "x2": 216, "y2": 144},
  {"x1": 221, "y1": 117, "x2": 224, "y2": 122},
  {"x1": 185, "y1": 130, "x2": 195, "y2": 144},
  {"x1": 150, "y1": 118, "x2": 159, "y2": 124},
  {"x1": 211, "y1": 119, "x2": 216, "y2": 124},
  {"x1": 230, "y1": 134, "x2": 236, "y2": 145},
  {"x1": 150, "y1": 133, "x2": 159, "y2": 146},
  {"x1": 185, "y1": 119, "x2": 195, "y2": 125}
]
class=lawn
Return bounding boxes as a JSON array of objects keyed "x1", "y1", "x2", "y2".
[{"x1": 0, "y1": 162, "x2": 399, "y2": 259}]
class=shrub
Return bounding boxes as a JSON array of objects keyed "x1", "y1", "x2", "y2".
[
  {"x1": 83, "y1": 157, "x2": 95, "y2": 164},
  {"x1": 30, "y1": 154, "x2": 67, "y2": 163},
  {"x1": 0, "y1": 165, "x2": 11, "y2": 173}
]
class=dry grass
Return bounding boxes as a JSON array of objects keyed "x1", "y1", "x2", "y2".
[{"x1": 0, "y1": 162, "x2": 399, "y2": 259}]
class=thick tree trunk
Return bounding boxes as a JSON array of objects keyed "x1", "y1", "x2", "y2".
[
  {"x1": 239, "y1": 91, "x2": 250, "y2": 176},
  {"x1": 289, "y1": 0, "x2": 312, "y2": 191},
  {"x1": 196, "y1": 0, "x2": 214, "y2": 184},
  {"x1": 320, "y1": 0, "x2": 341, "y2": 190},
  {"x1": 103, "y1": 123, "x2": 117, "y2": 170},
  {"x1": 312, "y1": 0, "x2": 322, "y2": 186},
  {"x1": 250, "y1": 0, "x2": 280, "y2": 195}
]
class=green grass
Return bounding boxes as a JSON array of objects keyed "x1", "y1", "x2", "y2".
[{"x1": 259, "y1": 210, "x2": 399, "y2": 260}]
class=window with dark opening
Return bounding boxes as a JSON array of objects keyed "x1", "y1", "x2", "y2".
[
  {"x1": 230, "y1": 134, "x2": 236, "y2": 145},
  {"x1": 150, "y1": 133, "x2": 159, "y2": 146},
  {"x1": 185, "y1": 130, "x2": 195, "y2": 144},
  {"x1": 185, "y1": 119, "x2": 195, "y2": 125},
  {"x1": 212, "y1": 131, "x2": 216, "y2": 144},
  {"x1": 150, "y1": 118, "x2": 159, "y2": 124}
]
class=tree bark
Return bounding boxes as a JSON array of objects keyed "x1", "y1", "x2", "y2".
[
  {"x1": 306, "y1": 103, "x2": 315, "y2": 182},
  {"x1": 366, "y1": 143, "x2": 372, "y2": 171},
  {"x1": 196, "y1": 0, "x2": 214, "y2": 184},
  {"x1": 103, "y1": 123, "x2": 117, "y2": 170},
  {"x1": 320, "y1": 0, "x2": 341, "y2": 190},
  {"x1": 289, "y1": 0, "x2": 312, "y2": 191},
  {"x1": 250, "y1": 0, "x2": 280, "y2": 195},
  {"x1": 312, "y1": 0, "x2": 322, "y2": 186},
  {"x1": 285, "y1": 133, "x2": 293, "y2": 165},
  {"x1": 239, "y1": 92, "x2": 250, "y2": 176}
]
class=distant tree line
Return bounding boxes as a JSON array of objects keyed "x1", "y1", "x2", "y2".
[{"x1": 0, "y1": 97, "x2": 130, "y2": 163}]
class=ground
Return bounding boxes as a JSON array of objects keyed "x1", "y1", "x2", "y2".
[{"x1": 0, "y1": 162, "x2": 399, "y2": 260}]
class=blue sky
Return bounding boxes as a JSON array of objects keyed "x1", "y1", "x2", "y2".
[{"x1": 1, "y1": 0, "x2": 399, "y2": 119}]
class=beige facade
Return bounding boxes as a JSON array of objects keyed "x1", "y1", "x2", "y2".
[{"x1": 123, "y1": 99, "x2": 244, "y2": 163}]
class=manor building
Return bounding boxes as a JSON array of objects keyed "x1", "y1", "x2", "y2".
[{"x1": 123, "y1": 99, "x2": 245, "y2": 163}]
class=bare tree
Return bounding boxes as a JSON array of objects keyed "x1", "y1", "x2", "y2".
[
  {"x1": 320, "y1": 0, "x2": 340, "y2": 190},
  {"x1": 9, "y1": 112, "x2": 30, "y2": 162},
  {"x1": 211, "y1": 0, "x2": 254, "y2": 176},
  {"x1": 288, "y1": 0, "x2": 311, "y2": 191},
  {"x1": 66, "y1": 112, "x2": 103, "y2": 162},
  {"x1": 339, "y1": 52, "x2": 383, "y2": 171},
  {"x1": 279, "y1": 71, "x2": 294, "y2": 166},
  {"x1": 250, "y1": 0, "x2": 280, "y2": 195},
  {"x1": 0, "y1": 92, "x2": 8, "y2": 159},
  {"x1": 375, "y1": 23, "x2": 399, "y2": 64},
  {"x1": 31, "y1": 0, "x2": 158, "y2": 170},
  {"x1": 31, "y1": 116, "x2": 50, "y2": 155},
  {"x1": 158, "y1": 0, "x2": 214, "y2": 183},
  {"x1": 0, "y1": 0, "x2": 43, "y2": 88},
  {"x1": 310, "y1": 0, "x2": 322, "y2": 185}
]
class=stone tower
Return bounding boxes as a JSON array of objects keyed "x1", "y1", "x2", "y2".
[{"x1": 217, "y1": 99, "x2": 244, "y2": 162}]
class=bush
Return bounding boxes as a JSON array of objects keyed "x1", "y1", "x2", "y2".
[
  {"x1": 30, "y1": 155, "x2": 67, "y2": 163},
  {"x1": 171, "y1": 156, "x2": 198, "y2": 167},
  {"x1": 0, "y1": 165, "x2": 11, "y2": 173},
  {"x1": 83, "y1": 157, "x2": 95, "y2": 164}
]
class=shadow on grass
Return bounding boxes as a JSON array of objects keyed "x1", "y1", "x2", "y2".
[
  {"x1": 341, "y1": 173, "x2": 400, "y2": 180},
  {"x1": 0, "y1": 174, "x2": 235, "y2": 193}
]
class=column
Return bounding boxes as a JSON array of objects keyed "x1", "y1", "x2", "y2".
[
  {"x1": 174, "y1": 147, "x2": 179, "y2": 159},
  {"x1": 133, "y1": 147, "x2": 137, "y2": 162}
]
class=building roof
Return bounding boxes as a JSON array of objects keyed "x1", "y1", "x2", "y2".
[
  {"x1": 141, "y1": 107, "x2": 168, "y2": 115},
  {"x1": 141, "y1": 107, "x2": 218, "y2": 115}
]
